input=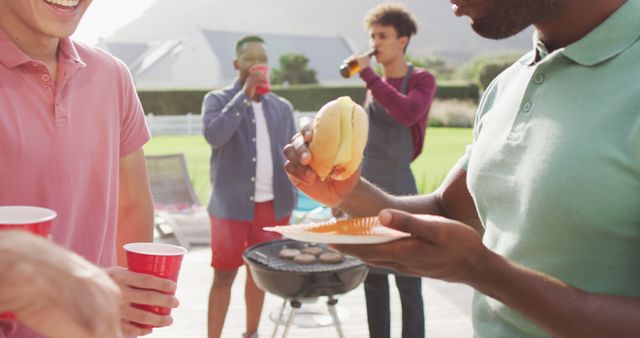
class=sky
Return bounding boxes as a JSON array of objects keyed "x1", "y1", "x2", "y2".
[{"x1": 71, "y1": 0, "x2": 157, "y2": 45}]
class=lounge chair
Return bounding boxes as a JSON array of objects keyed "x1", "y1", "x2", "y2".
[{"x1": 145, "y1": 153, "x2": 210, "y2": 249}]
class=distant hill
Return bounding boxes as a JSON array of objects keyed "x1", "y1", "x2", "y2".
[{"x1": 108, "y1": 0, "x2": 534, "y2": 65}]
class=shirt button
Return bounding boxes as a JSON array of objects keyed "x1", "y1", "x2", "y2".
[
  {"x1": 236, "y1": 112, "x2": 240, "y2": 117},
  {"x1": 252, "y1": 119, "x2": 256, "y2": 123},
  {"x1": 41, "y1": 74, "x2": 51, "y2": 82},
  {"x1": 252, "y1": 157, "x2": 256, "y2": 162},
  {"x1": 522, "y1": 102, "x2": 532, "y2": 113},
  {"x1": 251, "y1": 177, "x2": 255, "y2": 182},
  {"x1": 252, "y1": 137, "x2": 256, "y2": 142},
  {"x1": 533, "y1": 74, "x2": 545, "y2": 84},
  {"x1": 249, "y1": 196, "x2": 254, "y2": 201}
]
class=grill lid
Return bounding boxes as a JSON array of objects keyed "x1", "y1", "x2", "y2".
[{"x1": 244, "y1": 239, "x2": 364, "y2": 273}]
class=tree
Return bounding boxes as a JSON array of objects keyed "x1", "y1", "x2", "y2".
[
  {"x1": 476, "y1": 61, "x2": 512, "y2": 90},
  {"x1": 454, "y1": 53, "x2": 521, "y2": 90},
  {"x1": 406, "y1": 55, "x2": 455, "y2": 80},
  {"x1": 271, "y1": 53, "x2": 318, "y2": 85}
]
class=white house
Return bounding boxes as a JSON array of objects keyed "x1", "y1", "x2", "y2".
[
  {"x1": 101, "y1": 0, "x2": 532, "y2": 90},
  {"x1": 102, "y1": 29, "x2": 358, "y2": 90}
]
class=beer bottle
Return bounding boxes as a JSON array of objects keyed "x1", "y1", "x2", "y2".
[{"x1": 339, "y1": 49, "x2": 377, "y2": 78}]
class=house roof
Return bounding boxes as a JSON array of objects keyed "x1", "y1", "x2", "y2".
[
  {"x1": 105, "y1": 42, "x2": 150, "y2": 66},
  {"x1": 132, "y1": 40, "x2": 183, "y2": 76},
  {"x1": 201, "y1": 30, "x2": 356, "y2": 83},
  {"x1": 106, "y1": 40, "x2": 183, "y2": 77},
  {"x1": 105, "y1": 30, "x2": 358, "y2": 87},
  {"x1": 107, "y1": 0, "x2": 532, "y2": 66}
]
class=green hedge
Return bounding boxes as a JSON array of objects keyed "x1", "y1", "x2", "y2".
[
  {"x1": 272, "y1": 84, "x2": 367, "y2": 111},
  {"x1": 138, "y1": 90, "x2": 208, "y2": 116},
  {"x1": 433, "y1": 82, "x2": 479, "y2": 101},
  {"x1": 139, "y1": 82, "x2": 479, "y2": 116}
]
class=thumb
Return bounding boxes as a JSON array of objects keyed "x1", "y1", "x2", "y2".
[{"x1": 378, "y1": 209, "x2": 448, "y2": 242}]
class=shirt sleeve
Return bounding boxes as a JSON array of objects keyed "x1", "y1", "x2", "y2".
[
  {"x1": 201, "y1": 83, "x2": 249, "y2": 149},
  {"x1": 360, "y1": 67, "x2": 436, "y2": 127},
  {"x1": 117, "y1": 61, "x2": 150, "y2": 157},
  {"x1": 456, "y1": 145, "x2": 473, "y2": 171}
]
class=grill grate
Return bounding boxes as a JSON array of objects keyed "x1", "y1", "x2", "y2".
[{"x1": 245, "y1": 239, "x2": 364, "y2": 273}]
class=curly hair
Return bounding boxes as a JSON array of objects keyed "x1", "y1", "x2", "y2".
[{"x1": 364, "y1": 3, "x2": 418, "y2": 38}]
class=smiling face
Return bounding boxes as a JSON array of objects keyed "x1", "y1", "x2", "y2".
[
  {"x1": 369, "y1": 24, "x2": 408, "y2": 65},
  {"x1": 450, "y1": 0, "x2": 561, "y2": 39},
  {"x1": 0, "y1": 0, "x2": 92, "y2": 39}
]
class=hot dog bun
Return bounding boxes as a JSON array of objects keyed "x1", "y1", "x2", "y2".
[{"x1": 308, "y1": 96, "x2": 368, "y2": 181}]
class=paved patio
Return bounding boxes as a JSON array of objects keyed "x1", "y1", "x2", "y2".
[{"x1": 147, "y1": 243, "x2": 474, "y2": 338}]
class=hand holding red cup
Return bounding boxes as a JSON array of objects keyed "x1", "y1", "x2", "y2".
[
  {"x1": 123, "y1": 242, "x2": 187, "y2": 329},
  {"x1": 249, "y1": 63, "x2": 270, "y2": 95},
  {"x1": 0, "y1": 206, "x2": 56, "y2": 320}
]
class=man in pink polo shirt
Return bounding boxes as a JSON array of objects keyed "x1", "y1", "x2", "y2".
[{"x1": 0, "y1": 0, "x2": 178, "y2": 336}]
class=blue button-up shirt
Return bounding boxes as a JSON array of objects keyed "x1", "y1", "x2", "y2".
[{"x1": 202, "y1": 80, "x2": 297, "y2": 221}]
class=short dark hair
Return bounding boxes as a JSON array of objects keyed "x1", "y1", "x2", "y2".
[
  {"x1": 364, "y1": 3, "x2": 418, "y2": 39},
  {"x1": 235, "y1": 35, "x2": 265, "y2": 54}
]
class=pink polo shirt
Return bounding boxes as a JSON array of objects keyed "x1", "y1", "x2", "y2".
[{"x1": 0, "y1": 28, "x2": 150, "y2": 269}]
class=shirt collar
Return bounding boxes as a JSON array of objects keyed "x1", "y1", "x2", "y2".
[
  {"x1": 232, "y1": 78, "x2": 243, "y2": 91},
  {"x1": 519, "y1": 32, "x2": 545, "y2": 66},
  {"x1": 0, "y1": 27, "x2": 86, "y2": 69},
  {"x1": 0, "y1": 27, "x2": 31, "y2": 69},
  {"x1": 562, "y1": 0, "x2": 640, "y2": 66},
  {"x1": 58, "y1": 37, "x2": 86, "y2": 68},
  {"x1": 522, "y1": 0, "x2": 639, "y2": 66}
]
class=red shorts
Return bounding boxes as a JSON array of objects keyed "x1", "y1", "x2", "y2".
[{"x1": 210, "y1": 200, "x2": 288, "y2": 270}]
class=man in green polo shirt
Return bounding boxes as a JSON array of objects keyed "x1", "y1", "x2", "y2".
[{"x1": 283, "y1": 0, "x2": 640, "y2": 336}]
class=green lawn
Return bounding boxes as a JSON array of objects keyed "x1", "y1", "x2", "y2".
[
  {"x1": 412, "y1": 127, "x2": 472, "y2": 193},
  {"x1": 143, "y1": 127, "x2": 472, "y2": 203}
]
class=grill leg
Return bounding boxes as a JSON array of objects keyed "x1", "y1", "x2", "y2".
[
  {"x1": 327, "y1": 296, "x2": 345, "y2": 338},
  {"x1": 271, "y1": 298, "x2": 288, "y2": 338},
  {"x1": 281, "y1": 299, "x2": 301, "y2": 338}
]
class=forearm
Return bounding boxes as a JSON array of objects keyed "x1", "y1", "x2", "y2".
[
  {"x1": 337, "y1": 178, "x2": 445, "y2": 218},
  {"x1": 0, "y1": 233, "x2": 122, "y2": 338},
  {"x1": 116, "y1": 202, "x2": 153, "y2": 266},
  {"x1": 0, "y1": 232, "x2": 30, "y2": 310},
  {"x1": 436, "y1": 167, "x2": 483, "y2": 233},
  {"x1": 360, "y1": 67, "x2": 435, "y2": 126},
  {"x1": 339, "y1": 167, "x2": 482, "y2": 232},
  {"x1": 0, "y1": 233, "x2": 65, "y2": 312},
  {"x1": 472, "y1": 252, "x2": 640, "y2": 338},
  {"x1": 116, "y1": 149, "x2": 155, "y2": 266},
  {"x1": 202, "y1": 91, "x2": 246, "y2": 148}
]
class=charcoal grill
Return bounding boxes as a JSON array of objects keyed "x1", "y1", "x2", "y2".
[{"x1": 243, "y1": 239, "x2": 368, "y2": 338}]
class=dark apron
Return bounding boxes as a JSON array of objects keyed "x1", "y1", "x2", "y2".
[
  {"x1": 361, "y1": 65, "x2": 417, "y2": 275},
  {"x1": 361, "y1": 65, "x2": 417, "y2": 195}
]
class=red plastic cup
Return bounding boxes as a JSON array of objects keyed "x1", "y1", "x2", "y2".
[
  {"x1": 124, "y1": 243, "x2": 187, "y2": 329},
  {"x1": 249, "y1": 64, "x2": 270, "y2": 95},
  {"x1": 0, "y1": 206, "x2": 56, "y2": 320}
]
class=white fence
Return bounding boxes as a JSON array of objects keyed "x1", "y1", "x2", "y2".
[{"x1": 146, "y1": 112, "x2": 316, "y2": 135}]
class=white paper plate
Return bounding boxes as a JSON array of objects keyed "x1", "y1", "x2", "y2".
[{"x1": 264, "y1": 218, "x2": 410, "y2": 244}]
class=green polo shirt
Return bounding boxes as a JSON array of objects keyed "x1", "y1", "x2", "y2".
[{"x1": 458, "y1": 1, "x2": 640, "y2": 336}]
